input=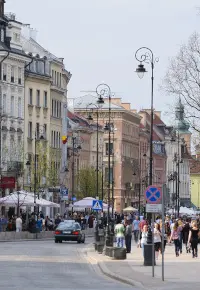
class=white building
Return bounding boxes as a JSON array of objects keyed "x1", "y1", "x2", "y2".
[
  {"x1": 0, "y1": 10, "x2": 30, "y2": 195},
  {"x1": 165, "y1": 99, "x2": 191, "y2": 208}
]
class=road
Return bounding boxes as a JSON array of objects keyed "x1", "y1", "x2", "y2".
[{"x1": 0, "y1": 238, "x2": 135, "y2": 290}]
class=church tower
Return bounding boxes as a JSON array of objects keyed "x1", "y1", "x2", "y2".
[{"x1": 175, "y1": 97, "x2": 191, "y2": 153}]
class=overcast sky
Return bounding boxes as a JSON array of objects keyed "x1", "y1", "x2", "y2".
[{"x1": 5, "y1": 0, "x2": 200, "y2": 121}]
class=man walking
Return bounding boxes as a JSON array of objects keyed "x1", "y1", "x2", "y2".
[
  {"x1": 115, "y1": 218, "x2": 125, "y2": 248},
  {"x1": 133, "y1": 216, "x2": 140, "y2": 243}
]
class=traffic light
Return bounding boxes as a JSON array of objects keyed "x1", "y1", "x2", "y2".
[{"x1": 62, "y1": 136, "x2": 67, "y2": 144}]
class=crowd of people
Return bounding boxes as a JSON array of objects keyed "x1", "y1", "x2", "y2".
[{"x1": 114, "y1": 213, "x2": 200, "y2": 259}]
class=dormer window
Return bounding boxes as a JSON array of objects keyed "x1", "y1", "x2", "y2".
[{"x1": 13, "y1": 32, "x2": 20, "y2": 43}]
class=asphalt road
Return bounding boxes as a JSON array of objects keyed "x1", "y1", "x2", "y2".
[{"x1": 0, "y1": 238, "x2": 135, "y2": 290}]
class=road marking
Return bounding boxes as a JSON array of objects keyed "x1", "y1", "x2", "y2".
[{"x1": 0, "y1": 255, "x2": 83, "y2": 263}]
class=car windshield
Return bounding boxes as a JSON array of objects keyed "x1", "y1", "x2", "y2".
[{"x1": 57, "y1": 222, "x2": 81, "y2": 231}]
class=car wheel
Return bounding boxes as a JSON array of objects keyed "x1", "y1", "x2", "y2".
[
  {"x1": 59, "y1": 240, "x2": 62, "y2": 243},
  {"x1": 77, "y1": 240, "x2": 81, "y2": 244},
  {"x1": 55, "y1": 239, "x2": 58, "y2": 243},
  {"x1": 82, "y1": 239, "x2": 85, "y2": 243}
]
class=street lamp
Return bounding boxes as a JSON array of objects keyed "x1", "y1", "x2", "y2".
[
  {"x1": 96, "y1": 83, "x2": 114, "y2": 247},
  {"x1": 26, "y1": 125, "x2": 45, "y2": 218},
  {"x1": 135, "y1": 47, "x2": 159, "y2": 187},
  {"x1": 86, "y1": 102, "x2": 103, "y2": 199},
  {"x1": 68, "y1": 132, "x2": 83, "y2": 214},
  {"x1": 135, "y1": 47, "x2": 158, "y2": 273}
]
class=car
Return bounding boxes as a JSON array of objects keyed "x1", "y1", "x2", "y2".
[{"x1": 54, "y1": 221, "x2": 85, "y2": 244}]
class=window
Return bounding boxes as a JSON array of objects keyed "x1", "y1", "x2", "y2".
[
  {"x1": 60, "y1": 73, "x2": 62, "y2": 87},
  {"x1": 11, "y1": 96, "x2": 14, "y2": 116},
  {"x1": 18, "y1": 67, "x2": 22, "y2": 85},
  {"x1": 28, "y1": 122, "x2": 32, "y2": 138},
  {"x1": 57, "y1": 72, "x2": 59, "y2": 87},
  {"x1": 56, "y1": 132, "x2": 58, "y2": 148},
  {"x1": 51, "y1": 99, "x2": 54, "y2": 115},
  {"x1": 2, "y1": 94, "x2": 6, "y2": 114},
  {"x1": 29, "y1": 89, "x2": 33, "y2": 105},
  {"x1": 44, "y1": 124, "x2": 47, "y2": 139},
  {"x1": 52, "y1": 70, "x2": 54, "y2": 84},
  {"x1": 105, "y1": 143, "x2": 113, "y2": 155},
  {"x1": 51, "y1": 131, "x2": 53, "y2": 147},
  {"x1": 58, "y1": 132, "x2": 60, "y2": 148},
  {"x1": 2, "y1": 63, "x2": 7, "y2": 81},
  {"x1": 105, "y1": 168, "x2": 113, "y2": 183},
  {"x1": 43, "y1": 91, "x2": 47, "y2": 107},
  {"x1": 11, "y1": 66, "x2": 15, "y2": 83},
  {"x1": 53, "y1": 131, "x2": 56, "y2": 147},
  {"x1": 36, "y1": 90, "x2": 40, "y2": 106},
  {"x1": 18, "y1": 97, "x2": 22, "y2": 118},
  {"x1": 36, "y1": 123, "x2": 40, "y2": 139}
]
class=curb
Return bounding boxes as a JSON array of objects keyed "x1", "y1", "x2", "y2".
[
  {"x1": 0, "y1": 234, "x2": 93, "y2": 243},
  {"x1": 83, "y1": 247, "x2": 148, "y2": 290}
]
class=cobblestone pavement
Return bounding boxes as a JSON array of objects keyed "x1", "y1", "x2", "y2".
[{"x1": 0, "y1": 238, "x2": 136, "y2": 290}]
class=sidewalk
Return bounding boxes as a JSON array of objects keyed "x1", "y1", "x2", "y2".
[{"x1": 85, "y1": 242, "x2": 200, "y2": 290}]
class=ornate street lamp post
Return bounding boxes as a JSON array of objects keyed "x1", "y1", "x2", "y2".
[
  {"x1": 135, "y1": 47, "x2": 159, "y2": 275},
  {"x1": 96, "y1": 83, "x2": 114, "y2": 247}
]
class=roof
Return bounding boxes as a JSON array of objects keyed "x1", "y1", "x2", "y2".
[
  {"x1": 73, "y1": 95, "x2": 125, "y2": 111},
  {"x1": 190, "y1": 158, "x2": 200, "y2": 174}
]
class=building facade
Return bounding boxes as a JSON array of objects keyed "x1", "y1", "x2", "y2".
[
  {"x1": 72, "y1": 95, "x2": 141, "y2": 212},
  {"x1": 0, "y1": 10, "x2": 30, "y2": 199}
]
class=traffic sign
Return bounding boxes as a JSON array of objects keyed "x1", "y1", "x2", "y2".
[
  {"x1": 145, "y1": 185, "x2": 162, "y2": 204},
  {"x1": 92, "y1": 200, "x2": 103, "y2": 211},
  {"x1": 146, "y1": 204, "x2": 162, "y2": 213}
]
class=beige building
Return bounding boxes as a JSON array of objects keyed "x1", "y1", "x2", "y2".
[
  {"x1": 21, "y1": 26, "x2": 71, "y2": 205},
  {"x1": 73, "y1": 95, "x2": 141, "y2": 212}
]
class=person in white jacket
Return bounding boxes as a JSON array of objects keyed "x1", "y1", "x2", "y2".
[{"x1": 16, "y1": 216, "x2": 22, "y2": 232}]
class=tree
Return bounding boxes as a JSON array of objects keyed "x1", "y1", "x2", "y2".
[
  {"x1": 27, "y1": 142, "x2": 60, "y2": 196},
  {"x1": 162, "y1": 32, "x2": 200, "y2": 132},
  {"x1": 76, "y1": 167, "x2": 102, "y2": 199}
]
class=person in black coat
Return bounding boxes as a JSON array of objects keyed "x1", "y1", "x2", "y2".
[{"x1": 182, "y1": 219, "x2": 191, "y2": 253}]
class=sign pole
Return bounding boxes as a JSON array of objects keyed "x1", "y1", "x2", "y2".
[
  {"x1": 161, "y1": 184, "x2": 165, "y2": 282},
  {"x1": 152, "y1": 213, "x2": 155, "y2": 277}
]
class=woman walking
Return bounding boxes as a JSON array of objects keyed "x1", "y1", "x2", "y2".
[
  {"x1": 188, "y1": 220, "x2": 200, "y2": 258},
  {"x1": 170, "y1": 221, "x2": 182, "y2": 257},
  {"x1": 154, "y1": 223, "x2": 161, "y2": 260},
  {"x1": 138, "y1": 224, "x2": 148, "y2": 256}
]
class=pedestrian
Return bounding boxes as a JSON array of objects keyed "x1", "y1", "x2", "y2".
[
  {"x1": 169, "y1": 221, "x2": 182, "y2": 257},
  {"x1": 125, "y1": 219, "x2": 132, "y2": 253},
  {"x1": 16, "y1": 216, "x2": 22, "y2": 232},
  {"x1": 138, "y1": 224, "x2": 148, "y2": 256},
  {"x1": 182, "y1": 219, "x2": 191, "y2": 253},
  {"x1": 133, "y1": 216, "x2": 140, "y2": 243},
  {"x1": 188, "y1": 220, "x2": 200, "y2": 258},
  {"x1": 115, "y1": 218, "x2": 125, "y2": 248},
  {"x1": 154, "y1": 223, "x2": 161, "y2": 260}
]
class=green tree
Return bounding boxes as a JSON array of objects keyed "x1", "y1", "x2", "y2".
[
  {"x1": 162, "y1": 32, "x2": 200, "y2": 132},
  {"x1": 76, "y1": 167, "x2": 102, "y2": 199},
  {"x1": 27, "y1": 142, "x2": 60, "y2": 195}
]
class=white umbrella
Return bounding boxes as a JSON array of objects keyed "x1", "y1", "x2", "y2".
[
  {"x1": 0, "y1": 191, "x2": 60, "y2": 208},
  {"x1": 73, "y1": 197, "x2": 108, "y2": 209},
  {"x1": 123, "y1": 206, "x2": 138, "y2": 213}
]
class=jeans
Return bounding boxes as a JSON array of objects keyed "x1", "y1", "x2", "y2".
[
  {"x1": 116, "y1": 237, "x2": 124, "y2": 248},
  {"x1": 16, "y1": 227, "x2": 22, "y2": 232},
  {"x1": 174, "y1": 239, "x2": 180, "y2": 253},
  {"x1": 133, "y1": 230, "x2": 139, "y2": 242},
  {"x1": 125, "y1": 235, "x2": 132, "y2": 253}
]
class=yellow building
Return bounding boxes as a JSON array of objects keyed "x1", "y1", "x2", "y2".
[
  {"x1": 190, "y1": 159, "x2": 200, "y2": 209},
  {"x1": 24, "y1": 57, "x2": 51, "y2": 188}
]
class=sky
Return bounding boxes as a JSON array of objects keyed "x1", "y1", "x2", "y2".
[{"x1": 5, "y1": 0, "x2": 200, "y2": 122}]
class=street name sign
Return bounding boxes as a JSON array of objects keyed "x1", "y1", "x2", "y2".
[{"x1": 146, "y1": 203, "x2": 162, "y2": 213}]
